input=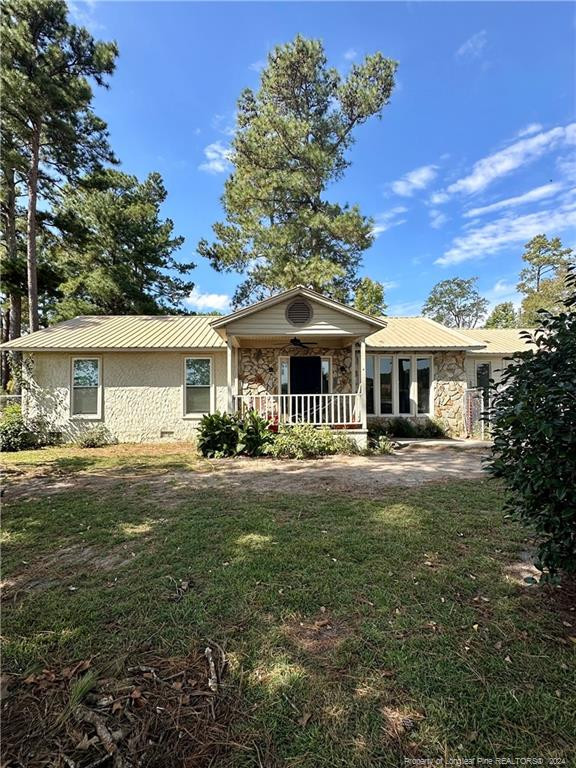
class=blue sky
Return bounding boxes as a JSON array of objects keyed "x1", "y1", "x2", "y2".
[{"x1": 69, "y1": 0, "x2": 576, "y2": 315}]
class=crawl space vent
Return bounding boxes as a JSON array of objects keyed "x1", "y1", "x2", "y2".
[{"x1": 286, "y1": 299, "x2": 312, "y2": 326}]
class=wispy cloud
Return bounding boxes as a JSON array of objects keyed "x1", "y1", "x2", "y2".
[
  {"x1": 185, "y1": 287, "x2": 230, "y2": 312},
  {"x1": 391, "y1": 165, "x2": 438, "y2": 197},
  {"x1": 343, "y1": 48, "x2": 358, "y2": 62},
  {"x1": 432, "y1": 123, "x2": 575, "y2": 202},
  {"x1": 67, "y1": 0, "x2": 103, "y2": 32},
  {"x1": 464, "y1": 182, "x2": 564, "y2": 219},
  {"x1": 249, "y1": 59, "x2": 266, "y2": 72},
  {"x1": 516, "y1": 122, "x2": 543, "y2": 138},
  {"x1": 372, "y1": 207, "x2": 408, "y2": 237},
  {"x1": 429, "y1": 210, "x2": 448, "y2": 229},
  {"x1": 436, "y1": 200, "x2": 576, "y2": 266},
  {"x1": 388, "y1": 300, "x2": 423, "y2": 316},
  {"x1": 484, "y1": 279, "x2": 522, "y2": 311},
  {"x1": 199, "y1": 142, "x2": 232, "y2": 174},
  {"x1": 455, "y1": 30, "x2": 487, "y2": 60}
]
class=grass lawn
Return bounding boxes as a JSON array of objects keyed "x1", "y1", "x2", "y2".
[{"x1": 2, "y1": 448, "x2": 575, "y2": 766}]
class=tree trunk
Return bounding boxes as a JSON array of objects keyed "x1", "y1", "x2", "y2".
[
  {"x1": 9, "y1": 294, "x2": 23, "y2": 395},
  {"x1": 1, "y1": 308, "x2": 9, "y2": 392},
  {"x1": 27, "y1": 125, "x2": 41, "y2": 332}
]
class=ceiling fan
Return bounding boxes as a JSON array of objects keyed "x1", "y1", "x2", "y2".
[{"x1": 289, "y1": 337, "x2": 315, "y2": 349}]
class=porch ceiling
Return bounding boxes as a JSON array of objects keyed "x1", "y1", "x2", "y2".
[{"x1": 233, "y1": 335, "x2": 360, "y2": 349}]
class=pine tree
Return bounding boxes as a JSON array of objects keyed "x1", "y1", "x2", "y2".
[
  {"x1": 484, "y1": 302, "x2": 518, "y2": 328},
  {"x1": 198, "y1": 36, "x2": 397, "y2": 307}
]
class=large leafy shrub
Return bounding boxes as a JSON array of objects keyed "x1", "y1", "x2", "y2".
[
  {"x1": 197, "y1": 412, "x2": 240, "y2": 458},
  {"x1": 0, "y1": 404, "x2": 38, "y2": 452},
  {"x1": 236, "y1": 410, "x2": 274, "y2": 457},
  {"x1": 77, "y1": 425, "x2": 117, "y2": 449},
  {"x1": 268, "y1": 424, "x2": 359, "y2": 460},
  {"x1": 487, "y1": 268, "x2": 576, "y2": 577}
]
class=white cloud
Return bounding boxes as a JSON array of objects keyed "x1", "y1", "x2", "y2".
[
  {"x1": 436, "y1": 200, "x2": 576, "y2": 266},
  {"x1": 516, "y1": 122, "x2": 543, "y2": 138},
  {"x1": 249, "y1": 59, "x2": 266, "y2": 72},
  {"x1": 433, "y1": 123, "x2": 575, "y2": 202},
  {"x1": 185, "y1": 287, "x2": 230, "y2": 312},
  {"x1": 382, "y1": 280, "x2": 399, "y2": 291},
  {"x1": 429, "y1": 210, "x2": 448, "y2": 229},
  {"x1": 557, "y1": 154, "x2": 576, "y2": 180},
  {"x1": 199, "y1": 142, "x2": 232, "y2": 174},
  {"x1": 391, "y1": 165, "x2": 438, "y2": 197},
  {"x1": 455, "y1": 30, "x2": 487, "y2": 60},
  {"x1": 388, "y1": 300, "x2": 423, "y2": 316},
  {"x1": 464, "y1": 182, "x2": 564, "y2": 218},
  {"x1": 484, "y1": 279, "x2": 522, "y2": 311},
  {"x1": 344, "y1": 48, "x2": 358, "y2": 61},
  {"x1": 371, "y1": 207, "x2": 408, "y2": 237},
  {"x1": 67, "y1": 0, "x2": 103, "y2": 32}
]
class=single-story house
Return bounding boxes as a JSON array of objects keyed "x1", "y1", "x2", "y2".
[{"x1": 1, "y1": 286, "x2": 533, "y2": 445}]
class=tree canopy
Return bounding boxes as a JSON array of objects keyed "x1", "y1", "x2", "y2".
[
  {"x1": 51, "y1": 170, "x2": 193, "y2": 319},
  {"x1": 484, "y1": 301, "x2": 518, "y2": 329},
  {"x1": 198, "y1": 35, "x2": 397, "y2": 307},
  {"x1": 422, "y1": 277, "x2": 488, "y2": 328},
  {"x1": 353, "y1": 277, "x2": 387, "y2": 316},
  {"x1": 517, "y1": 234, "x2": 574, "y2": 326}
]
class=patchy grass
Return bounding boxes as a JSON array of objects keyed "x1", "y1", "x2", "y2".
[
  {"x1": 2, "y1": 474, "x2": 575, "y2": 765},
  {"x1": 0, "y1": 441, "x2": 202, "y2": 475}
]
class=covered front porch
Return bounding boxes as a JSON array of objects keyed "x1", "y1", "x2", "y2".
[{"x1": 211, "y1": 286, "x2": 387, "y2": 434}]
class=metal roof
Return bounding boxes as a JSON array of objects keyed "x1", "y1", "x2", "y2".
[
  {"x1": 459, "y1": 328, "x2": 536, "y2": 355},
  {"x1": 365, "y1": 317, "x2": 486, "y2": 350},
  {"x1": 0, "y1": 315, "x2": 226, "y2": 351}
]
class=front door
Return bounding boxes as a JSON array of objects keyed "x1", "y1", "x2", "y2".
[
  {"x1": 289, "y1": 356, "x2": 322, "y2": 422},
  {"x1": 290, "y1": 356, "x2": 322, "y2": 395}
]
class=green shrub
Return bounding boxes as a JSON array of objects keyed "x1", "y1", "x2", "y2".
[
  {"x1": 0, "y1": 404, "x2": 38, "y2": 452},
  {"x1": 371, "y1": 434, "x2": 394, "y2": 455},
  {"x1": 197, "y1": 412, "x2": 240, "y2": 458},
  {"x1": 77, "y1": 425, "x2": 117, "y2": 449},
  {"x1": 267, "y1": 424, "x2": 359, "y2": 460},
  {"x1": 236, "y1": 410, "x2": 273, "y2": 457},
  {"x1": 488, "y1": 267, "x2": 576, "y2": 578},
  {"x1": 386, "y1": 417, "x2": 418, "y2": 438},
  {"x1": 415, "y1": 417, "x2": 447, "y2": 438}
]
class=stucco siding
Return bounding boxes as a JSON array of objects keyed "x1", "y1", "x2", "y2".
[{"x1": 24, "y1": 351, "x2": 227, "y2": 442}]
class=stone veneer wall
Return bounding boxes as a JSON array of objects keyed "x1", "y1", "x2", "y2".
[
  {"x1": 433, "y1": 351, "x2": 467, "y2": 437},
  {"x1": 239, "y1": 346, "x2": 354, "y2": 395}
]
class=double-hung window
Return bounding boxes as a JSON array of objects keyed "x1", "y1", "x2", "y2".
[
  {"x1": 72, "y1": 358, "x2": 101, "y2": 417},
  {"x1": 185, "y1": 357, "x2": 212, "y2": 415}
]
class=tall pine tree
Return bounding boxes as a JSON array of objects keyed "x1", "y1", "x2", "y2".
[{"x1": 199, "y1": 36, "x2": 397, "y2": 307}]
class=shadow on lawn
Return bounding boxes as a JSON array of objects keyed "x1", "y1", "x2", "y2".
[{"x1": 2, "y1": 483, "x2": 575, "y2": 765}]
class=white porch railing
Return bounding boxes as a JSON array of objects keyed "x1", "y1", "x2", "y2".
[{"x1": 234, "y1": 391, "x2": 362, "y2": 426}]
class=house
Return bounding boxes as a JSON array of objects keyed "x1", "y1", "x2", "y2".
[{"x1": 1, "y1": 286, "x2": 533, "y2": 445}]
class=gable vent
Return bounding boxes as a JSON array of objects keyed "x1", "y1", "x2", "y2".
[{"x1": 286, "y1": 299, "x2": 313, "y2": 326}]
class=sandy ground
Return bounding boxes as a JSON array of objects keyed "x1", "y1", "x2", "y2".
[{"x1": 2, "y1": 447, "x2": 489, "y2": 502}]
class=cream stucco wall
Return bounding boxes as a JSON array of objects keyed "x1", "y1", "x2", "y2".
[{"x1": 24, "y1": 351, "x2": 227, "y2": 443}]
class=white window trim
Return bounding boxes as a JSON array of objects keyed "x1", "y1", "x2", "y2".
[
  {"x1": 277, "y1": 355, "x2": 333, "y2": 395},
  {"x1": 321, "y1": 356, "x2": 333, "y2": 394},
  {"x1": 183, "y1": 356, "x2": 214, "y2": 418},
  {"x1": 366, "y1": 354, "x2": 434, "y2": 418},
  {"x1": 278, "y1": 355, "x2": 290, "y2": 395},
  {"x1": 70, "y1": 356, "x2": 102, "y2": 420}
]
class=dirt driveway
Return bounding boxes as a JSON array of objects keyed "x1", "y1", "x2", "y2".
[{"x1": 3, "y1": 446, "x2": 490, "y2": 502}]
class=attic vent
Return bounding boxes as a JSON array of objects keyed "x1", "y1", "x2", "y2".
[{"x1": 286, "y1": 299, "x2": 312, "y2": 326}]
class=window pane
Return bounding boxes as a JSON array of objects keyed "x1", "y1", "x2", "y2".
[
  {"x1": 321, "y1": 359, "x2": 331, "y2": 394},
  {"x1": 366, "y1": 355, "x2": 374, "y2": 414},
  {"x1": 398, "y1": 358, "x2": 411, "y2": 414},
  {"x1": 73, "y1": 359, "x2": 99, "y2": 387},
  {"x1": 280, "y1": 360, "x2": 289, "y2": 395},
  {"x1": 379, "y1": 357, "x2": 393, "y2": 415},
  {"x1": 186, "y1": 386, "x2": 210, "y2": 413},
  {"x1": 476, "y1": 363, "x2": 491, "y2": 408},
  {"x1": 72, "y1": 387, "x2": 98, "y2": 415},
  {"x1": 417, "y1": 358, "x2": 431, "y2": 414},
  {"x1": 186, "y1": 359, "x2": 211, "y2": 387}
]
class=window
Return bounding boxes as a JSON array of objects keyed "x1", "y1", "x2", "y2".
[
  {"x1": 476, "y1": 362, "x2": 491, "y2": 408},
  {"x1": 416, "y1": 358, "x2": 431, "y2": 414},
  {"x1": 366, "y1": 355, "x2": 375, "y2": 414},
  {"x1": 72, "y1": 358, "x2": 101, "y2": 417},
  {"x1": 185, "y1": 357, "x2": 212, "y2": 415},
  {"x1": 321, "y1": 358, "x2": 331, "y2": 394},
  {"x1": 379, "y1": 356, "x2": 393, "y2": 415},
  {"x1": 398, "y1": 358, "x2": 411, "y2": 414},
  {"x1": 279, "y1": 358, "x2": 289, "y2": 395}
]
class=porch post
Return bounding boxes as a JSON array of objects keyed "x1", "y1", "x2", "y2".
[
  {"x1": 226, "y1": 336, "x2": 233, "y2": 413},
  {"x1": 351, "y1": 341, "x2": 356, "y2": 392},
  {"x1": 360, "y1": 339, "x2": 367, "y2": 430}
]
